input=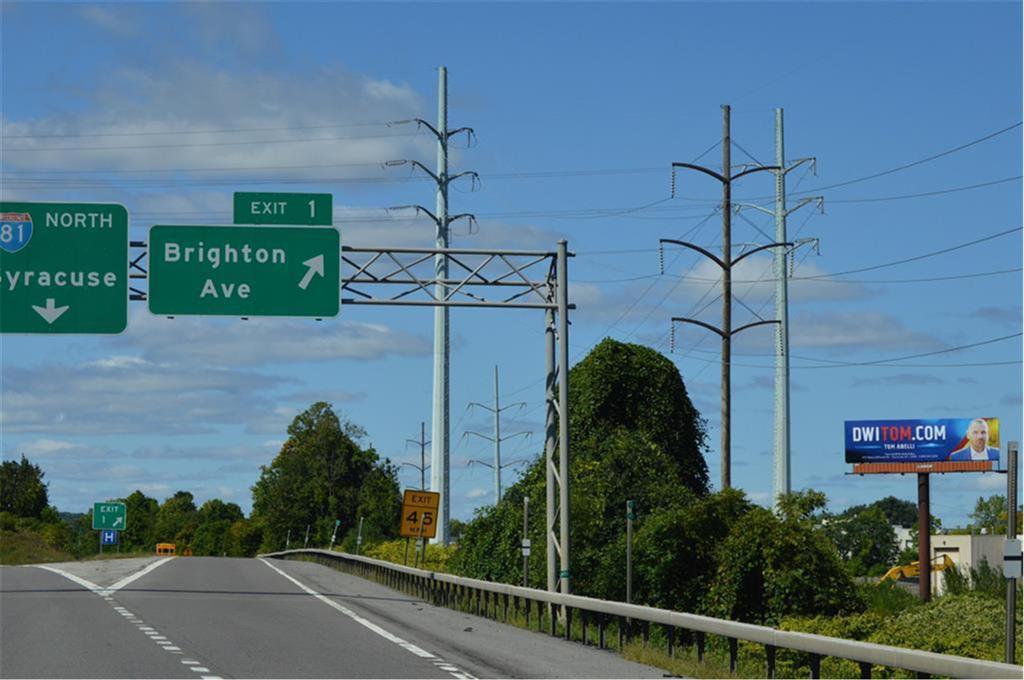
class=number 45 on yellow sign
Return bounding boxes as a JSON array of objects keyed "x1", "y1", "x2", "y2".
[{"x1": 400, "y1": 489, "x2": 440, "y2": 539}]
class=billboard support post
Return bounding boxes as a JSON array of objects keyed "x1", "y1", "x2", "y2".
[
  {"x1": 918, "y1": 472, "x2": 931, "y2": 602},
  {"x1": 1006, "y1": 441, "x2": 1018, "y2": 665}
]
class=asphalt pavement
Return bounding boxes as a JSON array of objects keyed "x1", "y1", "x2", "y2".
[{"x1": 1, "y1": 556, "x2": 665, "y2": 679}]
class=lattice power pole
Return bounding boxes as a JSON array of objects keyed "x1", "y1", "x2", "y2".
[{"x1": 464, "y1": 365, "x2": 530, "y2": 503}]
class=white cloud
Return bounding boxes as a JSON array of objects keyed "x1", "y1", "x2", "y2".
[
  {"x1": 17, "y1": 439, "x2": 85, "y2": 456},
  {"x1": 1, "y1": 357, "x2": 290, "y2": 435},
  {"x1": 76, "y1": 6, "x2": 137, "y2": 36},
  {"x1": 112, "y1": 314, "x2": 430, "y2": 367},
  {"x1": 466, "y1": 488, "x2": 489, "y2": 499},
  {"x1": 790, "y1": 311, "x2": 940, "y2": 352},
  {"x1": 2, "y1": 63, "x2": 428, "y2": 178}
]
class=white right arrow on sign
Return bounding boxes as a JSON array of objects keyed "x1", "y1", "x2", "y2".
[
  {"x1": 298, "y1": 255, "x2": 325, "y2": 290},
  {"x1": 32, "y1": 298, "x2": 70, "y2": 324}
]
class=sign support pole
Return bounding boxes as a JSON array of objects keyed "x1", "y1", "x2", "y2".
[
  {"x1": 1006, "y1": 441, "x2": 1019, "y2": 665},
  {"x1": 918, "y1": 472, "x2": 931, "y2": 602}
]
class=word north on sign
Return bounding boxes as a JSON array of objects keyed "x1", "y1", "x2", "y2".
[
  {"x1": 0, "y1": 201, "x2": 128, "y2": 334},
  {"x1": 233, "y1": 192, "x2": 332, "y2": 226},
  {"x1": 148, "y1": 225, "x2": 339, "y2": 317}
]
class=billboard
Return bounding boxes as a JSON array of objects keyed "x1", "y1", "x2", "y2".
[{"x1": 845, "y1": 418, "x2": 1001, "y2": 466}]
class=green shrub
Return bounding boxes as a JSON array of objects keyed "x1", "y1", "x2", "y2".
[
  {"x1": 860, "y1": 581, "x2": 921, "y2": 616},
  {"x1": 868, "y1": 593, "x2": 1021, "y2": 664},
  {"x1": 0, "y1": 512, "x2": 15, "y2": 531}
]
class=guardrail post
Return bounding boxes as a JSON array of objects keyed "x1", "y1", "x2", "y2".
[
  {"x1": 859, "y1": 661, "x2": 872, "y2": 678},
  {"x1": 550, "y1": 605, "x2": 557, "y2": 636},
  {"x1": 728, "y1": 637, "x2": 737, "y2": 672},
  {"x1": 525, "y1": 598, "x2": 531, "y2": 626},
  {"x1": 565, "y1": 606, "x2": 572, "y2": 640},
  {"x1": 666, "y1": 625, "x2": 675, "y2": 658},
  {"x1": 766, "y1": 644, "x2": 776, "y2": 678},
  {"x1": 599, "y1": 615, "x2": 606, "y2": 649},
  {"x1": 696, "y1": 631, "x2": 705, "y2": 662},
  {"x1": 581, "y1": 610, "x2": 589, "y2": 645},
  {"x1": 618, "y1": 616, "x2": 625, "y2": 649},
  {"x1": 809, "y1": 652, "x2": 821, "y2": 678},
  {"x1": 642, "y1": 621, "x2": 649, "y2": 648}
]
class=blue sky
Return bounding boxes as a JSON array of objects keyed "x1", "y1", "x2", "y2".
[{"x1": 1, "y1": 1, "x2": 1021, "y2": 529}]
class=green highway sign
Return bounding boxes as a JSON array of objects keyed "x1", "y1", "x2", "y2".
[
  {"x1": 93, "y1": 502, "x2": 127, "y2": 531},
  {"x1": 233, "y1": 192, "x2": 333, "y2": 226},
  {"x1": 0, "y1": 202, "x2": 128, "y2": 334},
  {"x1": 148, "y1": 225, "x2": 340, "y2": 317}
]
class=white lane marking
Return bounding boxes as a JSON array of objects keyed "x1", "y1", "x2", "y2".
[
  {"x1": 181, "y1": 661, "x2": 200, "y2": 665},
  {"x1": 106, "y1": 557, "x2": 176, "y2": 594},
  {"x1": 34, "y1": 566, "x2": 103, "y2": 593},
  {"x1": 33, "y1": 561, "x2": 215, "y2": 676},
  {"x1": 34, "y1": 558, "x2": 175, "y2": 597},
  {"x1": 258, "y1": 558, "x2": 477, "y2": 679},
  {"x1": 259, "y1": 559, "x2": 433, "y2": 658}
]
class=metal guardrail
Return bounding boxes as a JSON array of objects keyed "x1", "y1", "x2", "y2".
[{"x1": 262, "y1": 548, "x2": 1023, "y2": 679}]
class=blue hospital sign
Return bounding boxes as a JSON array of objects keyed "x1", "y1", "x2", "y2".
[
  {"x1": 101, "y1": 530, "x2": 118, "y2": 545},
  {"x1": 845, "y1": 418, "x2": 1001, "y2": 466}
]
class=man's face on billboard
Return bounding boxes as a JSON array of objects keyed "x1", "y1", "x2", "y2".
[{"x1": 968, "y1": 421, "x2": 989, "y2": 452}]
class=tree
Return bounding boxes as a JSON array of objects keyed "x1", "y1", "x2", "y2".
[
  {"x1": 969, "y1": 495, "x2": 1008, "y2": 534},
  {"x1": 0, "y1": 455, "x2": 49, "y2": 518},
  {"x1": 251, "y1": 402, "x2": 400, "y2": 551},
  {"x1": 120, "y1": 490, "x2": 159, "y2": 551},
  {"x1": 706, "y1": 490, "x2": 864, "y2": 625},
  {"x1": 450, "y1": 339, "x2": 711, "y2": 598},
  {"x1": 825, "y1": 506, "x2": 898, "y2": 576},
  {"x1": 154, "y1": 491, "x2": 199, "y2": 545}
]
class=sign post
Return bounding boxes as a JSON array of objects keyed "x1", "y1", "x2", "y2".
[
  {"x1": 0, "y1": 202, "x2": 128, "y2": 334},
  {"x1": 1006, "y1": 442, "x2": 1019, "y2": 664},
  {"x1": 148, "y1": 225, "x2": 339, "y2": 317}
]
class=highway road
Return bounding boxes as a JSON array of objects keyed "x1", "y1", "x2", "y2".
[{"x1": 1, "y1": 556, "x2": 665, "y2": 678}]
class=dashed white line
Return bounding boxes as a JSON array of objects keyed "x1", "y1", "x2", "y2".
[{"x1": 189, "y1": 667, "x2": 211, "y2": 673}]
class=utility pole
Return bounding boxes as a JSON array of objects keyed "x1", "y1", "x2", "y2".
[
  {"x1": 465, "y1": 365, "x2": 530, "y2": 503},
  {"x1": 666, "y1": 105, "x2": 784, "y2": 490},
  {"x1": 626, "y1": 500, "x2": 635, "y2": 604},
  {"x1": 728, "y1": 109, "x2": 821, "y2": 509},
  {"x1": 404, "y1": 422, "x2": 431, "y2": 491},
  {"x1": 385, "y1": 67, "x2": 476, "y2": 545},
  {"x1": 522, "y1": 496, "x2": 530, "y2": 587}
]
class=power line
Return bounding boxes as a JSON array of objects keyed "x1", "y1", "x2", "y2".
[
  {"x1": 792, "y1": 121, "x2": 1022, "y2": 194},
  {"x1": 825, "y1": 175, "x2": 1020, "y2": 203}
]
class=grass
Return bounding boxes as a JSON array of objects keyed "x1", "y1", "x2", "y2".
[{"x1": 0, "y1": 529, "x2": 74, "y2": 565}]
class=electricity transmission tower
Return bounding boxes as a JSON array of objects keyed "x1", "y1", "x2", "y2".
[
  {"x1": 665, "y1": 104, "x2": 788, "y2": 491},
  {"x1": 464, "y1": 365, "x2": 530, "y2": 503},
  {"x1": 385, "y1": 66, "x2": 477, "y2": 544},
  {"x1": 403, "y1": 422, "x2": 431, "y2": 491},
  {"x1": 729, "y1": 108, "x2": 822, "y2": 510}
]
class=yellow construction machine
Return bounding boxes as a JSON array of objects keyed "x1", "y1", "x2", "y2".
[{"x1": 877, "y1": 553, "x2": 955, "y2": 584}]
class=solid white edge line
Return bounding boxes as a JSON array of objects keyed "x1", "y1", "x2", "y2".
[{"x1": 258, "y1": 557, "x2": 439, "y2": 661}]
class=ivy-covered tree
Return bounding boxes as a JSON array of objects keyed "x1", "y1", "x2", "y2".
[
  {"x1": 0, "y1": 455, "x2": 49, "y2": 518},
  {"x1": 251, "y1": 402, "x2": 400, "y2": 551},
  {"x1": 450, "y1": 338, "x2": 710, "y2": 596}
]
